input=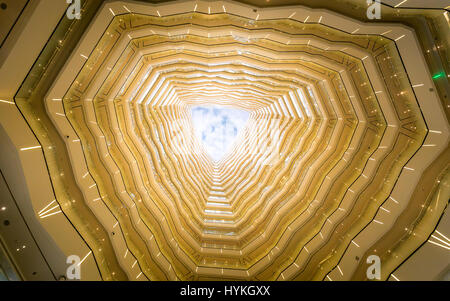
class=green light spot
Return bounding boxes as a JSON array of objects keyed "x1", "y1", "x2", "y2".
[{"x1": 432, "y1": 72, "x2": 446, "y2": 80}]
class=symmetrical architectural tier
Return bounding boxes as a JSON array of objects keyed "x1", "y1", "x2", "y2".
[{"x1": 0, "y1": 0, "x2": 448, "y2": 281}]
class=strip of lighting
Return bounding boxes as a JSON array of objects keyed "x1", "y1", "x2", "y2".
[
  {"x1": 78, "y1": 251, "x2": 92, "y2": 266},
  {"x1": 40, "y1": 210, "x2": 62, "y2": 219},
  {"x1": 39, "y1": 205, "x2": 60, "y2": 217},
  {"x1": 20, "y1": 145, "x2": 42, "y2": 151},
  {"x1": 430, "y1": 235, "x2": 450, "y2": 247},
  {"x1": 394, "y1": 0, "x2": 408, "y2": 8},
  {"x1": 435, "y1": 230, "x2": 450, "y2": 243},
  {"x1": 0, "y1": 99, "x2": 15, "y2": 105},
  {"x1": 428, "y1": 239, "x2": 450, "y2": 250},
  {"x1": 38, "y1": 200, "x2": 57, "y2": 215}
]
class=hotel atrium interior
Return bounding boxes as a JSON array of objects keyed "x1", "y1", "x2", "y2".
[{"x1": 0, "y1": 0, "x2": 449, "y2": 281}]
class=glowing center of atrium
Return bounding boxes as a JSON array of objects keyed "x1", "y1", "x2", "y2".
[{"x1": 191, "y1": 106, "x2": 249, "y2": 162}]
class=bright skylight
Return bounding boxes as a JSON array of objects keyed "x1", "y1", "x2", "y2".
[{"x1": 191, "y1": 105, "x2": 249, "y2": 162}]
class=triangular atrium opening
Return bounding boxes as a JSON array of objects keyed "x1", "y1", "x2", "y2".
[{"x1": 190, "y1": 105, "x2": 249, "y2": 162}]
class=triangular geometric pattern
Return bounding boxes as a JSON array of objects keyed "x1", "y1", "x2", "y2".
[{"x1": 1, "y1": 0, "x2": 449, "y2": 282}]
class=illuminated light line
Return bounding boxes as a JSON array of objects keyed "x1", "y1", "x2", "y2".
[
  {"x1": 72, "y1": 139, "x2": 80, "y2": 142},
  {"x1": 403, "y1": 166, "x2": 414, "y2": 171},
  {"x1": 430, "y1": 235, "x2": 450, "y2": 247},
  {"x1": 337, "y1": 265, "x2": 343, "y2": 276},
  {"x1": 0, "y1": 99, "x2": 15, "y2": 105},
  {"x1": 132, "y1": 260, "x2": 137, "y2": 268},
  {"x1": 422, "y1": 144, "x2": 436, "y2": 147},
  {"x1": 136, "y1": 272, "x2": 142, "y2": 279},
  {"x1": 88, "y1": 183, "x2": 96, "y2": 188},
  {"x1": 208, "y1": 6, "x2": 211, "y2": 14},
  {"x1": 381, "y1": 30, "x2": 392, "y2": 35},
  {"x1": 435, "y1": 230, "x2": 450, "y2": 243},
  {"x1": 39, "y1": 205, "x2": 60, "y2": 217},
  {"x1": 109, "y1": 8, "x2": 115, "y2": 16},
  {"x1": 352, "y1": 240, "x2": 360, "y2": 247},
  {"x1": 20, "y1": 145, "x2": 41, "y2": 151},
  {"x1": 156, "y1": 10, "x2": 161, "y2": 17},
  {"x1": 373, "y1": 219, "x2": 384, "y2": 225},
  {"x1": 255, "y1": 14, "x2": 259, "y2": 21},
  {"x1": 351, "y1": 28, "x2": 359, "y2": 34},
  {"x1": 304, "y1": 246, "x2": 309, "y2": 253},
  {"x1": 326, "y1": 275, "x2": 333, "y2": 281},
  {"x1": 222, "y1": 5, "x2": 226, "y2": 13},
  {"x1": 78, "y1": 250, "x2": 92, "y2": 266},
  {"x1": 288, "y1": 12, "x2": 296, "y2": 19},
  {"x1": 390, "y1": 196, "x2": 399, "y2": 204},
  {"x1": 429, "y1": 130, "x2": 442, "y2": 134},
  {"x1": 40, "y1": 210, "x2": 62, "y2": 219},
  {"x1": 80, "y1": 54, "x2": 88, "y2": 59},
  {"x1": 428, "y1": 240, "x2": 450, "y2": 250},
  {"x1": 391, "y1": 274, "x2": 400, "y2": 281},
  {"x1": 124, "y1": 249, "x2": 128, "y2": 258},
  {"x1": 412, "y1": 84, "x2": 424, "y2": 88},
  {"x1": 123, "y1": 5, "x2": 131, "y2": 13},
  {"x1": 304, "y1": 15, "x2": 309, "y2": 22},
  {"x1": 395, "y1": 34, "x2": 405, "y2": 41},
  {"x1": 318, "y1": 16, "x2": 323, "y2": 23},
  {"x1": 55, "y1": 112, "x2": 65, "y2": 117},
  {"x1": 394, "y1": 0, "x2": 408, "y2": 8},
  {"x1": 52, "y1": 98, "x2": 62, "y2": 101},
  {"x1": 38, "y1": 200, "x2": 56, "y2": 215},
  {"x1": 82, "y1": 172, "x2": 89, "y2": 178},
  {"x1": 193, "y1": 4, "x2": 197, "y2": 12},
  {"x1": 362, "y1": 55, "x2": 368, "y2": 60},
  {"x1": 380, "y1": 206, "x2": 390, "y2": 213}
]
